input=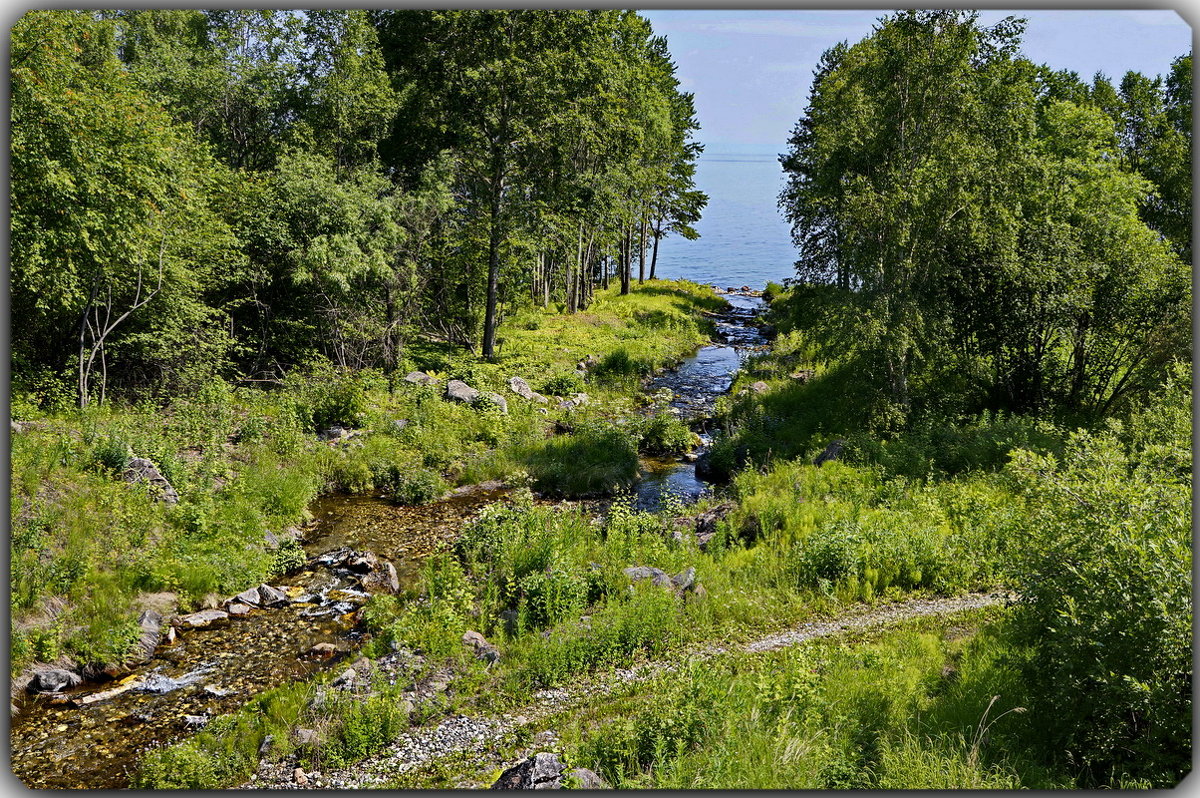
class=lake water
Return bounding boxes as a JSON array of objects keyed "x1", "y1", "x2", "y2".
[{"x1": 652, "y1": 154, "x2": 797, "y2": 291}]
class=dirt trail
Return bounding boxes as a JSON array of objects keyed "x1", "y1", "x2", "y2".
[{"x1": 248, "y1": 591, "x2": 1010, "y2": 789}]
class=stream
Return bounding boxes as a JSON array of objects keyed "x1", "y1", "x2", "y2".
[{"x1": 8, "y1": 290, "x2": 765, "y2": 789}]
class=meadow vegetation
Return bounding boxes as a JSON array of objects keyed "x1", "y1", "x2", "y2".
[{"x1": 10, "y1": 282, "x2": 718, "y2": 679}]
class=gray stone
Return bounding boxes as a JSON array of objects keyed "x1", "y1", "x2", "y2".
[
  {"x1": 295, "y1": 728, "x2": 319, "y2": 746},
  {"x1": 231, "y1": 586, "x2": 262, "y2": 607},
  {"x1": 128, "y1": 609, "x2": 162, "y2": 666},
  {"x1": 568, "y1": 768, "x2": 607, "y2": 789},
  {"x1": 176, "y1": 608, "x2": 229, "y2": 630},
  {"x1": 672, "y1": 567, "x2": 696, "y2": 592},
  {"x1": 332, "y1": 668, "x2": 357, "y2": 689},
  {"x1": 750, "y1": 380, "x2": 769, "y2": 394},
  {"x1": 623, "y1": 565, "x2": 673, "y2": 589},
  {"x1": 257, "y1": 584, "x2": 289, "y2": 607},
  {"x1": 122, "y1": 457, "x2": 179, "y2": 504},
  {"x1": 26, "y1": 668, "x2": 82, "y2": 695},
  {"x1": 480, "y1": 392, "x2": 509, "y2": 414},
  {"x1": 391, "y1": 418, "x2": 410, "y2": 433},
  {"x1": 318, "y1": 426, "x2": 348, "y2": 441},
  {"x1": 228, "y1": 602, "x2": 252, "y2": 617},
  {"x1": 508, "y1": 376, "x2": 536, "y2": 400},
  {"x1": 403, "y1": 371, "x2": 437, "y2": 385},
  {"x1": 462, "y1": 630, "x2": 500, "y2": 664},
  {"x1": 446, "y1": 379, "x2": 480, "y2": 404},
  {"x1": 692, "y1": 502, "x2": 734, "y2": 551},
  {"x1": 814, "y1": 438, "x2": 846, "y2": 467},
  {"x1": 360, "y1": 560, "x2": 400, "y2": 594},
  {"x1": 490, "y1": 753, "x2": 567, "y2": 789}
]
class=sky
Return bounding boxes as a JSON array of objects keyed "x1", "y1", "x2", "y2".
[{"x1": 640, "y1": 9, "x2": 1193, "y2": 155}]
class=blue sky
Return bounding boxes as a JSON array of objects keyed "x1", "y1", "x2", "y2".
[{"x1": 641, "y1": 9, "x2": 1193, "y2": 155}]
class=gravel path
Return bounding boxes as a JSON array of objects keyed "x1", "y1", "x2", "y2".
[{"x1": 248, "y1": 591, "x2": 1009, "y2": 789}]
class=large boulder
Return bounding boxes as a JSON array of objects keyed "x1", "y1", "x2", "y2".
[
  {"x1": 478, "y1": 392, "x2": 509, "y2": 414},
  {"x1": 623, "y1": 565, "x2": 674, "y2": 589},
  {"x1": 568, "y1": 768, "x2": 607, "y2": 789},
  {"x1": 404, "y1": 371, "x2": 438, "y2": 386},
  {"x1": 257, "y1": 584, "x2": 290, "y2": 607},
  {"x1": 122, "y1": 458, "x2": 179, "y2": 504},
  {"x1": 490, "y1": 753, "x2": 567, "y2": 789},
  {"x1": 26, "y1": 667, "x2": 82, "y2": 695},
  {"x1": 446, "y1": 379, "x2": 480, "y2": 404}
]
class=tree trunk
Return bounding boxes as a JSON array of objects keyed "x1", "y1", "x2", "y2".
[
  {"x1": 637, "y1": 212, "x2": 647, "y2": 284},
  {"x1": 481, "y1": 161, "x2": 504, "y2": 361},
  {"x1": 649, "y1": 220, "x2": 662, "y2": 281},
  {"x1": 620, "y1": 226, "x2": 631, "y2": 295}
]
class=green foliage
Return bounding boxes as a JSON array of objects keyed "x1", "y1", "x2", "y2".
[
  {"x1": 382, "y1": 466, "x2": 446, "y2": 506},
  {"x1": 592, "y1": 348, "x2": 653, "y2": 382},
  {"x1": 517, "y1": 424, "x2": 639, "y2": 497},
  {"x1": 634, "y1": 411, "x2": 693, "y2": 456},
  {"x1": 541, "y1": 372, "x2": 584, "y2": 396},
  {"x1": 1004, "y1": 411, "x2": 1191, "y2": 783}
]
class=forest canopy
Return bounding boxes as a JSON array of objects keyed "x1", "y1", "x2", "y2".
[
  {"x1": 11, "y1": 9, "x2": 706, "y2": 407},
  {"x1": 779, "y1": 11, "x2": 1190, "y2": 420}
]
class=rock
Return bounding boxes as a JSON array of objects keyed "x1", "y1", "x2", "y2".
[
  {"x1": 295, "y1": 728, "x2": 319, "y2": 746},
  {"x1": 360, "y1": 560, "x2": 400, "y2": 594},
  {"x1": 391, "y1": 418, "x2": 410, "y2": 433},
  {"x1": 490, "y1": 753, "x2": 567, "y2": 789},
  {"x1": 257, "y1": 584, "x2": 289, "y2": 607},
  {"x1": 228, "y1": 602, "x2": 251, "y2": 617},
  {"x1": 683, "y1": 451, "x2": 699, "y2": 463},
  {"x1": 571, "y1": 392, "x2": 590, "y2": 406},
  {"x1": 11, "y1": 420, "x2": 26, "y2": 434},
  {"x1": 553, "y1": 419, "x2": 574, "y2": 435},
  {"x1": 127, "y1": 610, "x2": 163, "y2": 667},
  {"x1": 176, "y1": 608, "x2": 230, "y2": 630},
  {"x1": 404, "y1": 371, "x2": 438, "y2": 386},
  {"x1": 165, "y1": 627, "x2": 178, "y2": 645},
  {"x1": 750, "y1": 380, "x2": 769, "y2": 394},
  {"x1": 568, "y1": 768, "x2": 607, "y2": 789},
  {"x1": 790, "y1": 369, "x2": 815, "y2": 383},
  {"x1": 202, "y1": 685, "x2": 233, "y2": 698},
  {"x1": 813, "y1": 438, "x2": 846, "y2": 467},
  {"x1": 258, "y1": 734, "x2": 275, "y2": 757},
  {"x1": 183, "y1": 714, "x2": 209, "y2": 729},
  {"x1": 692, "y1": 583, "x2": 708, "y2": 599},
  {"x1": 758, "y1": 324, "x2": 778, "y2": 339},
  {"x1": 672, "y1": 567, "x2": 696, "y2": 592},
  {"x1": 508, "y1": 376, "x2": 537, "y2": 400},
  {"x1": 230, "y1": 586, "x2": 262, "y2": 607},
  {"x1": 332, "y1": 668, "x2": 357, "y2": 689},
  {"x1": 481, "y1": 392, "x2": 509, "y2": 414},
  {"x1": 306, "y1": 642, "x2": 337, "y2": 659},
  {"x1": 623, "y1": 565, "x2": 673, "y2": 589},
  {"x1": 462, "y1": 630, "x2": 500, "y2": 664},
  {"x1": 26, "y1": 668, "x2": 82, "y2": 695},
  {"x1": 693, "y1": 502, "x2": 734, "y2": 551},
  {"x1": 318, "y1": 426, "x2": 348, "y2": 441},
  {"x1": 446, "y1": 379, "x2": 480, "y2": 404},
  {"x1": 122, "y1": 457, "x2": 179, "y2": 504},
  {"x1": 263, "y1": 529, "x2": 280, "y2": 550},
  {"x1": 294, "y1": 767, "x2": 309, "y2": 786}
]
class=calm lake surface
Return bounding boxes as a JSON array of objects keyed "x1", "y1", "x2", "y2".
[{"x1": 652, "y1": 153, "x2": 796, "y2": 290}]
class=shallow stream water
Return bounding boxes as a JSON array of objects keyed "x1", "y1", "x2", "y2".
[{"x1": 9, "y1": 292, "x2": 765, "y2": 788}]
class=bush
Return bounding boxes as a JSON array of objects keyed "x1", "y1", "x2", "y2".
[
  {"x1": 592, "y1": 347, "x2": 653, "y2": 382},
  {"x1": 636, "y1": 412, "x2": 694, "y2": 456},
  {"x1": 91, "y1": 435, "x2": 132, "y2": 473},
  {"x1": 519, "y1": 425, "x2": 639, "y2": 497},
  {"x1": 541, "y1": 371, "x2": 584, "y2": 396},
  {"x1": 1005, "y1": 421, "x2": 1191, "y2": 784},
  {"x1": 382, "y1": 465, "x2": 446, "y2": 506}
]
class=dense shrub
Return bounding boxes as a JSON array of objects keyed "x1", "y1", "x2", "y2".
[
  {"x1": 635, "y1": 411, "x2": 694, "y2": 456},
  {"x1": 541, "y1": 371, "x2": 584, "y2": 396},
  {"x1": 381, "y1": 465, "x2": 445, "y2": 506},
  {"x1": 1004, "y1": 406, "x2": 1191, "y2": 784},
  {"x1": 592, "y1": 347, "x2": 653, "y2": 382},
  {"x1": 518, "y1": 425, "x2": 639, "y2": 497}
]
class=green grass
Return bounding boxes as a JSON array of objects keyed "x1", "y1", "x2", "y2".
[{"x1": 10, "y1": 280, "x2": 726, "y2": 677}]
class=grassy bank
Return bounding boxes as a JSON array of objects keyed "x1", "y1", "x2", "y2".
[{"x1": 10, "y1": 280, "x2": 720, "y2": 680}]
